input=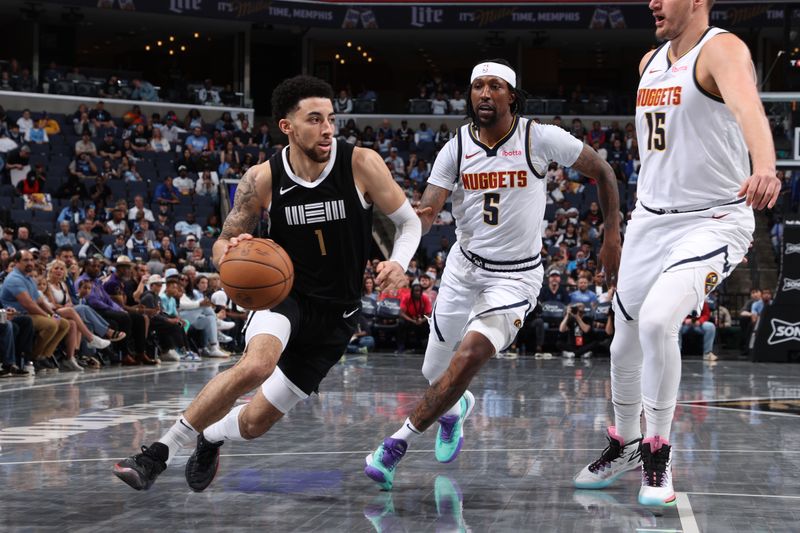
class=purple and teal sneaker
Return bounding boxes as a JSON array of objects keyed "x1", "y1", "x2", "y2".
[
  {"x1": 364, "y1": 437, "x2": 407, "y2": 491},
  {"x1": 435, "y1": 390, "x2": 475, "y2": 463}
]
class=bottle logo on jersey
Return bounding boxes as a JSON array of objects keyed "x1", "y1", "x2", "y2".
[
  {"x1": 767, "y1": 319, "x2": 800, "y2": 346},
  {"x1": 785, "y1": 243, "x2": 800, "y2": 255},
  {"x1": 284, "y1": 200, "x2": 346, "y2": 226},
  {"x1": 636, "y1": 86, "x2": 682, "y2": 107},
  {"x1": 461, "y1": 170, "x2": 528, "y2": 190}
]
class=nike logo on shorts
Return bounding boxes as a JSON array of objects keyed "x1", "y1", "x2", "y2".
[
  {"x1": 465, "y1": 151, "x2": 481, "y2": 159},
  {"x1": 280, "y1": 185, "x2": 298, "y2": 195},
  {"x1": 342, "y1": 307, "x2": 359, "y2": 318}
]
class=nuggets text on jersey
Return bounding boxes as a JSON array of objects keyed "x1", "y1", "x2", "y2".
[{"x1": 461, "y1": 170, "x2": 528, "y2": 190}]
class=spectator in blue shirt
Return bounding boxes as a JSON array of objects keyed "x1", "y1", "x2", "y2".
[
  {"x1": 569, "y1": 276, "x2": 598, "y2": 307},
  {"x1": 55, "y1": 221, "x2": 78, "y2": 248},
  {"x1": 414, "y1": 122, "x2": 434, "y2": 144},
  {"x1": 130, "y1": 79, "x2": 158, "y2": 102},
  {"x1": 185, "y1": 126, "x2": 209, "y2": 155},
  {"x1": 56, "y1": 196, "x2": 86, "y2": 226},
  {"x1": 0, "y1": 250, "x2": 70, "y2": 363},
  {"x1": 154, "y1": 176, "x2": 180, "y2": 204}
]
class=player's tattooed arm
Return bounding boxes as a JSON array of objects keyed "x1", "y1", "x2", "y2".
[
  {"x1": 213, "y1": 164, "x2": 269, "y2": 267},
  {"x1": 570, "y1": 145, "x2": 622, "y2": 283},
  {"x1": 416, "y1": 183, "x2": 450, "y2": 235}
]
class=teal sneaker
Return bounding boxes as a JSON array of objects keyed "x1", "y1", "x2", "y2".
[
  {"x1": 435, "y1": 390, "x2": 475, "y2": 463},
  {"x1": 364, "y1": 438, "x2": 407, "y2": 491}
]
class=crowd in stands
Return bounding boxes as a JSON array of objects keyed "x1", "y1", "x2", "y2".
[
  {"x1": 0, "y1": 98, "x2": 281, "y2": 376},
  {"x1": 1, "y1": 58, "x2": 241, "y2": 106},
  {"x1": 0, "y1": 86, "x2": 788, "y2": 374}
]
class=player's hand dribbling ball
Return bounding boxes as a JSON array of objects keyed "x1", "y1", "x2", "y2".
[{"x1": 219, "y1": 238, "x2": 294, "y2": 310}]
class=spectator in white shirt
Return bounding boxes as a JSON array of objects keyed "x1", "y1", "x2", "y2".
[
  {"x1": 384, "y1": 147, "x2": 406, "y2": 179},
  {"x1": 195, "y1": 171, "x2": 219, "y2": 198},
  {"x1": 173, "y1": 166, "x2": 195, "y2": 195},
  {"x1": 175, "y1": 213, "x2": 203, "y2": 239},
  {"x1": 149, "y1": 128, "x2": 171, "y2": 152},
  {"x1": 127, "y1": 195, "x2": 155, "y2": 222},
  {"x1": 106, "y1": 208, "x2": 129, "y2": 236},
  {"x1": 449, "y1": 90, "x2": 467, "y2": 115},
  {"x1": 430, "y1": 92, "x2": 448, "y2": 115},
  {"x1": 16, "y1": 109, "x2": 33, "y2": 136}
]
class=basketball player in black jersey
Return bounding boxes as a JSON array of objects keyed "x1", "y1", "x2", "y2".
[{"x1": 113, "y1": 75, "x2": 421, "y2": 491}]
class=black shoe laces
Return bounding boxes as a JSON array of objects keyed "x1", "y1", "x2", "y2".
[
  {"x1": 138, "y1": 445, "x2": 166, "y2": 469},
  {"x1": 195, "y1": 437, "x2": 222, "y2": 465},
  {"x1": 642, "y1": 444, "x2": 670, "y2": 487},
  {"x1": 589, "y1": 436, "x2": 622, "y2": 473}
]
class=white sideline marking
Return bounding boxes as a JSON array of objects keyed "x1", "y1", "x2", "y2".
[{"x1": 675, "y1": 492, "x2": 700, "y2": 533}]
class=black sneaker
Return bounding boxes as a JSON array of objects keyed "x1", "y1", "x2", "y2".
[
  {"x1": 185, "y1": 433, "x2": 223, "y2": 492},
  {"x1": 113, "y1": 442, "x2": 168, "y2": 490}
]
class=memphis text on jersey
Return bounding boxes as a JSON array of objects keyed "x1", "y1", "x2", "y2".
[
  {"x1": 461, "y1": 169, "x2": 529, "y2": 191},
  {"x1": 636, "y1": 86, "x2": 682, "y2": 107}
]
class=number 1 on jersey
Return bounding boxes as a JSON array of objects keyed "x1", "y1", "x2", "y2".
[
  {"x1": 644, "y1": 112, "x2": 666, "y2": 151},
  {"x1": 483, "y1": 193, "x2": 500, "y2": 225},
  {"x1": 314, "y1": 229, "x2": 327, "y2": 256}
]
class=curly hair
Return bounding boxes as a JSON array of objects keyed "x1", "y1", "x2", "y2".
[
  {"x1": 271, "y1": 75, "x2": 335, "y2": 120},
  {"x1": 465, "y1": 58, "x2": 528, "y2": 126}
]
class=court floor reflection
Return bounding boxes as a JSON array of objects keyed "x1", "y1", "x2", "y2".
[{"x1": 0, "y1": 355, "x2": 798, "y2": 532}]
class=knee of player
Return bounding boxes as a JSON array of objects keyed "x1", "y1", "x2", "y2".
[
  {"x1": 236, "y1": 358, "x2": 276, "y2": 386},
  {"x1": 638, "y1": 314, "x2": 673, "y2": 342},
  {"x1": 454, "y1": 342, "x2": 492, "y2": 373}
]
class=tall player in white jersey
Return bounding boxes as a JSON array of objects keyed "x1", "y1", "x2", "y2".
[
  {"x1": 365, "y1": 59, "x2": 622, "y2": 490},
  {"x1": 574, "y1": 0, "x2": 780, "y2": 507}
]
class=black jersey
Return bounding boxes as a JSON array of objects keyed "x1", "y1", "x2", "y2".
[{"x1": 267, "y1": 140, "x2": 373, "y2": 306}]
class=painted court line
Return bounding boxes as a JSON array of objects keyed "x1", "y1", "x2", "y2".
[
  {"x1": 675, "y1": 493, "x2": 700, "y2": 533},
  {"x1": 685, "y1": 491, "x2": 800, "y2": 501},
  {"x1": 2, "y1": 447, "x2": 799, "y2": 466}
]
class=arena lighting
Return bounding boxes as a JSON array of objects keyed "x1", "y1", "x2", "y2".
[
  {"x1": 169, "y1": 36, "x2": 175, "y2": 42},
  {"x1": 335, "y1": 53, "x2": 340, "y2": 59},
  {"x1": 157, "y1": 40, "x2": 162, "y2": 46},
  {"x1": 357, "y1": 46, "x2": 362, "y2": 51},
  {"x1": 346, "y1": 41, "x2": 352, "y2": 47},
  {"x1": 180, "y1": 45, "x2": 187, "y2": 51},
  {"x1": 362, "y1": 52, "x2": 367, "y2": 57},
  {"x1": 367, "y1": 57, "x2": 373, "y2": 63},
  {"x1": 169, "y1": 49, "x2": 174, "y2": 55},
  {"x1": 145, "y1": 45, "x2": 150, "y2": 51},
  {"x1": 340, "y1": 59, "x2": 345, "y2": 64},
  {"x1": 194, "y1": 32, "x2": 200, "y2": 38}
]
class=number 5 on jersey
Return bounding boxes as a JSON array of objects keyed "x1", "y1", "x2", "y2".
[
  {"x1": 483, "y1": 193, "x2": 500, "y2": 225},
  {"x1": 644, "y1": 112, "x2": 666, "y2": 151}
]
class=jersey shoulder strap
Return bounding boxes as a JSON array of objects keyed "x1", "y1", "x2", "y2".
[
  {"x1": 524, "y1": 118, "x2": 545, "y2": 179},
  {"x1": 454, "y1": 126, "x2": 463, "y2": 183}
]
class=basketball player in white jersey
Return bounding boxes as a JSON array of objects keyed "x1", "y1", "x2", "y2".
[
  {"x1": 365, "y1": 59, "x2": 622, "y2": 490},
  {"x1": 574, "y1": 0, "x2": 780, "y2": 507}
]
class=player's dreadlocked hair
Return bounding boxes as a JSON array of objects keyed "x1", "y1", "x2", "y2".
[
  {"x1": 271, "y1": 75, "x2": 334, "y2": 120},
  {"x1": 465, "y1": 58, "x2": 529, "y2": 126}
]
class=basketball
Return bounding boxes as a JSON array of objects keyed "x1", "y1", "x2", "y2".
[{"x1": 219, "y1": 239, "x2": 294, "y2": 311}]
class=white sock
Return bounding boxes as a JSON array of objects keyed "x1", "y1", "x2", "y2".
[
  {"x1": 613, "y1": 401, "x2": 643, "y2": 443},
  {"x1": 390, "y1": 418, "x2": 422, "y2": 444},
  {"x1": 643, "y1": 402, "x2": 674, "y2": 441},
  {"x1": 203, "y1": 404, "x2": 247, "y2": 443},
  {"x1": 159, "y1": 417, "x2": 198, "y2": 464}
]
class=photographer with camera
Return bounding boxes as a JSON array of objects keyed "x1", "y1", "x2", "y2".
[{"x1": 557, "y1": 302, "x2": 598, "y2": 359}]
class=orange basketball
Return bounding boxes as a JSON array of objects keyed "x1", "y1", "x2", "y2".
[{"x1": 219, "y1": 238, "x2": 294, "y2": 311}]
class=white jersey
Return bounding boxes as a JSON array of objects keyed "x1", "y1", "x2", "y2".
[
  {"x1": 635, "y1": 27, "x2": 749, "y2": 210},
  {"x1": 428, "y1": 116, "x2": 583, "y2": 267}
]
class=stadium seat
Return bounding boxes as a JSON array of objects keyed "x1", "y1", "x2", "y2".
[
  {"x1": 373, "y1": 297, "x2": 402, "y2": 350},
  {"x1": 408, "y1": 99, "x2": 432, "y2": 114}
]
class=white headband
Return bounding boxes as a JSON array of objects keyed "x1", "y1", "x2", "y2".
[{"x1": 470, "y1": 62, "x2": 517, "y2": 88}]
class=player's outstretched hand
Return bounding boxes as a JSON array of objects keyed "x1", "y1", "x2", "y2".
[
  {"x1": 376, "y1": 260, "x2": 407, "y2": 291},
  {"x1": 598, "y1": 238, "x2": 622, "y2": 288},
  {"x1": 223, "y1": 233, "x2": 254, "y2": 257},
  {"x1": 738, "y1": 170, "x2": 781, "y2": 210}
]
